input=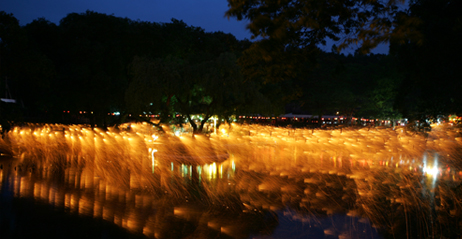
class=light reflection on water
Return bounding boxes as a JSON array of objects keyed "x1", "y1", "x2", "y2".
[{"x1": 0, "y1": 123, "x2": 462, "y2": 238}]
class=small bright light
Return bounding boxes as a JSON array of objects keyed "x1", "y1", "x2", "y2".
[
  {"x1": 151, "y1": 148, "x2": 158, "y2": 173},
  {"x1": 423, "y1": 166, "x2": 439, "y2": 178}
]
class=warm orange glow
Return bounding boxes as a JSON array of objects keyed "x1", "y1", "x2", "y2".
[{"x1": 1, "y1": 122, "x2": 461, "y2": 238}]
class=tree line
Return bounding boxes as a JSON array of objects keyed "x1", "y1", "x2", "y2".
[
  {"x1": 226, "y1": 0, "x2": 462, "y2": 121},
  {"x1": 1, "y1": 0, "x2": 460, "y2": 132},
  {"x1": 0, "y1": 11, "x2": 269, "y2": 132}
]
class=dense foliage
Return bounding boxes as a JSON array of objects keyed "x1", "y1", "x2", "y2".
[
  {"x1": 226, "y1": 0, "x2": 461, "y2": 121},
  {"x1": 0, "y1": 11, "x2": 275, "y2": 131},
  {"x1": 1, "y1": 0, "x2": 460, "y2": 131},
  {"x1": 390, "y1": 0, "x2": 462, "y2": 119}
]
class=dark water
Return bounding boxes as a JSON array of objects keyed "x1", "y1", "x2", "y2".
[{"x1": 1, "y1": 151, "x2": 461, "y2": 239}]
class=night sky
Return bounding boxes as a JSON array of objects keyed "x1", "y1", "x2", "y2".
[{"x1": 2, "y1": 0, "x2": 388, "y2": 54}]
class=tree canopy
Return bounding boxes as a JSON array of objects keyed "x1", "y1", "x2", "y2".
[
  {"x1": 1, "y1": 11, "x2": 277, "y2": 131},
  {"x1": 126, "y1": 52, "x2": 277, "y2": 134},
  {"x1": 391, "y1": 0, "x2": 462, "y2": 118},
  {"x1": 226, "y1": 0, "x2": 406, "y2": 53},
  {"x1": 226, "y1": 0, "x2": 461, "y2": 121},
  {"x1": 1, "y1": 0, "x2": 460, "y2": 129}
]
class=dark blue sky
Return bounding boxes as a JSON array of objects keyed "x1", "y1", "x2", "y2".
[{"x1": 2, "y1": 0, "x2": 388, "y2": 54}]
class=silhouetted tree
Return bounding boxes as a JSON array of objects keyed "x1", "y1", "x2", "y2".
[
  {"x1": 391, "y1": 0, "x2": 462, "y2": 118},
  {"x1": 0, "y1": 12, "x2": 27, "y2": 123},
  {"x1": 127, "y1": 52, "x2": 274, "y2": 134}
]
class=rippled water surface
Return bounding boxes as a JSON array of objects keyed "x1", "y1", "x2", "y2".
[{"x1": 1, "y1": 123, "x2": 461, "y2": 238}]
